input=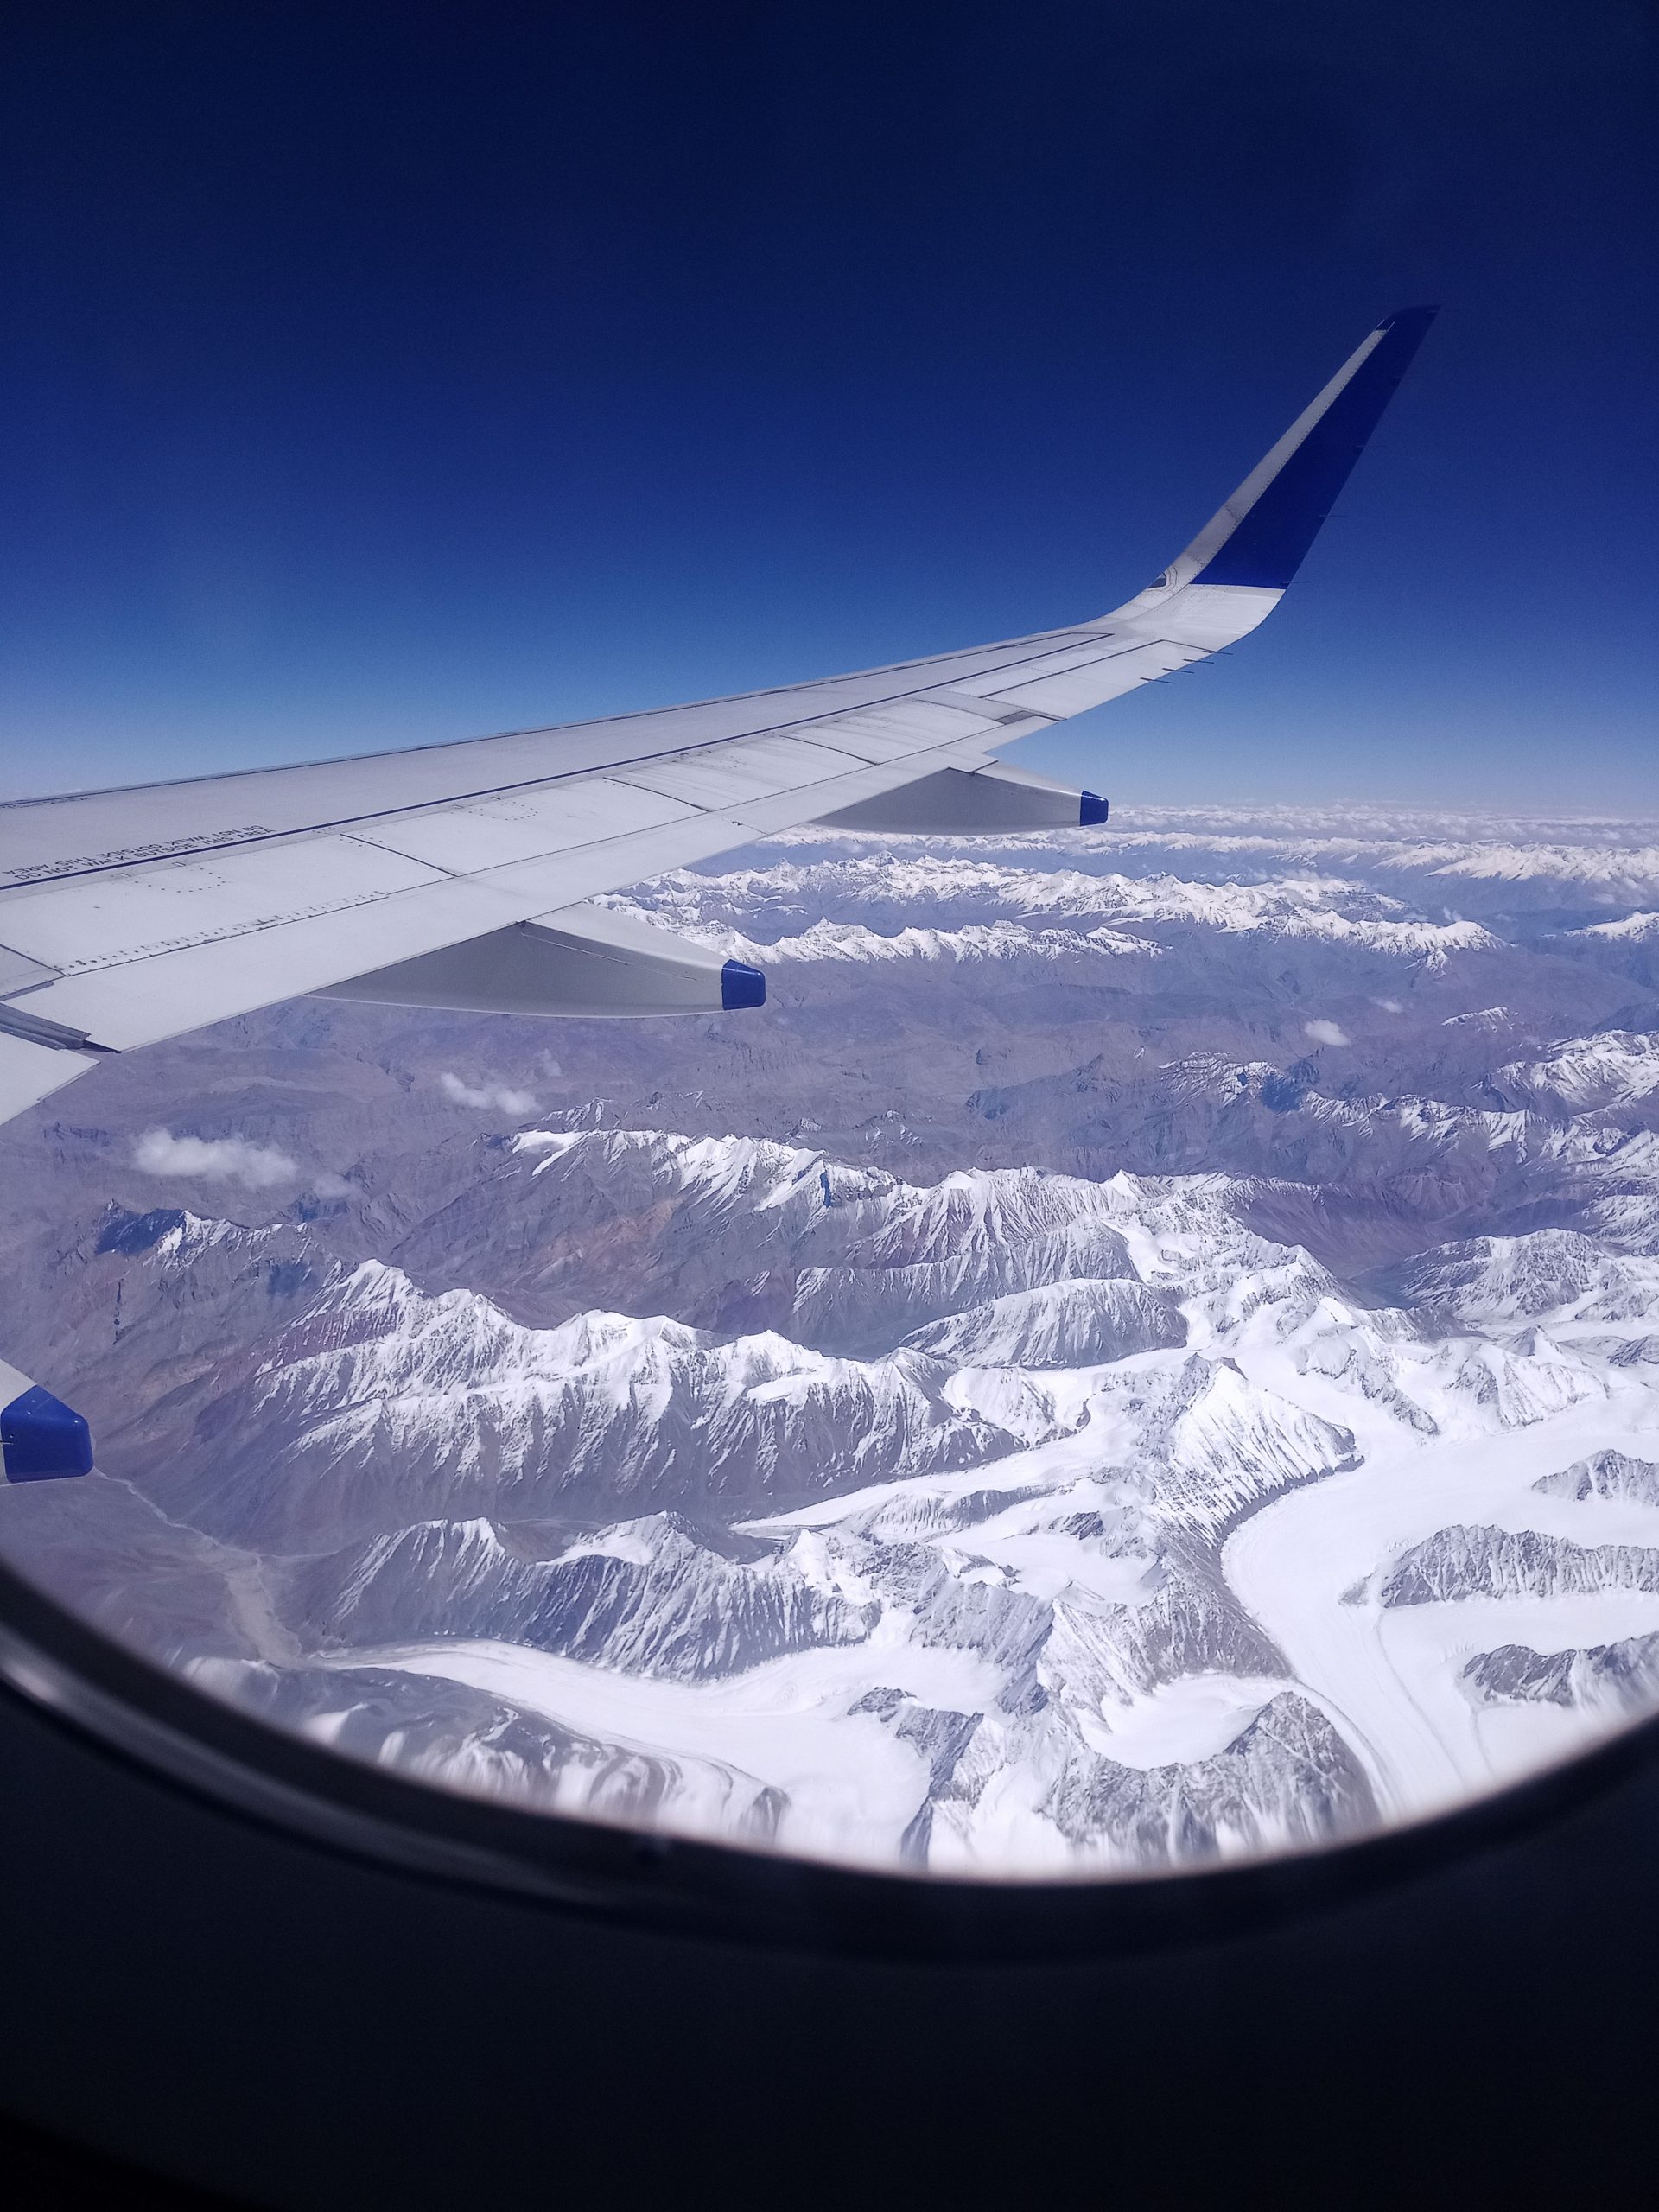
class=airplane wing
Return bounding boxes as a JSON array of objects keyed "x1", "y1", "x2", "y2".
[{"x1": 0, "y1": 307, "x2": 1435, "y2": 1130}]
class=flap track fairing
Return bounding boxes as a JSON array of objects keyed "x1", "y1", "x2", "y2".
[
  {"x1": 813, "y1": 763, "x2": 1106, "y2": 836},
  {"x1": 1, "y1": 1359, "x2": 93, "y2": 1481},
  {"x1": 315, "y1": 904, "x2": 765, "y2": 1020}
]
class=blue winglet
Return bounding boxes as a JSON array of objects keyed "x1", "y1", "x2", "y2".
[
  {"x1": 1192, "y1": 306, "x2": 1439, "y2": 590},
  {"x1": 720, "y1": 958, "x2": 766, "y2": 1010},
  {"x1": 1078, "y1": 791, "x2": 1109, "y2": 826},
  {"x1": 2, "y1": 1385, "x2": 94, "y2": 1481}
]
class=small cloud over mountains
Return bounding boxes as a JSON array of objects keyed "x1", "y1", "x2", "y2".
[
  {"x1": 134, "y1": 1128, "x2": 298, "y2": 1188},
  {"x1": 439, "y1": 1071, "x2": 539, "y2": 1116},
  {"x1": 1303, "y1": 1020, "x2": 1351, "y2": 1047}
]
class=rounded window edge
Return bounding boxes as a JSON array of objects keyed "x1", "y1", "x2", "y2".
[{"x1": 2, "y1": 1548, "x2": 1655, "y2": 1966}]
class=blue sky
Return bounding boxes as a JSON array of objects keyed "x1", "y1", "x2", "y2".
[{"x1": 2, "y1": 1, "x2": 1655, "y2": 810}]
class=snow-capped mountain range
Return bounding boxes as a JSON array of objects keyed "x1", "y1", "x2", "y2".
[{"x1": 2, "y1": 804, "x2": 1657, "y2": 1878}]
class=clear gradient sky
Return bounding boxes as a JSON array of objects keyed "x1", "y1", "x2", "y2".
[{"x1": 2, "y1": 1, "x2": 1655, "y2": 811}]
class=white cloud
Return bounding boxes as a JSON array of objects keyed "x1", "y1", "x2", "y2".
[
  {"x1": 134, "y1": 1128, "x2": 299, "y2": 1188},
  {"x1": 1302, "y1": 1019, "x2": 1351, "y2": 1048},
  {"x1": 439, "y1": 1071, "x2": 539, "y2": 1116},
  {"x1": 1373, "y1": 998, "x2": 1405, "y2": 1014}
]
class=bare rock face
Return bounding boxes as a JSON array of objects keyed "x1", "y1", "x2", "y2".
[
  {"x1": 1462, "y1": 1634, "x2": 1659, "y2": 1716},
  {"x1": 1367, "y1": 1525, "x2": 1659, "y2": 1608},
  {"x1": 1533, "y1": 1450, "x2": 1659, "y2": 1506},
  {"x1": 292, "y1": 1511, "x2": 879, "y2": 1678},
  {"x1": 3, "y1": 807, "x2": 1658, "y2": 1877},
  {"x1": 1046, "y1": 1694, "x2": 1378, "y2": 1865}
]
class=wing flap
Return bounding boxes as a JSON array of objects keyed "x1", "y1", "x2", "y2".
[
  {"x1": 0, "y1": 834, "x2": 447, "y2": 976},
  {"x1": 0, "y1": 734, "x2": 980, "y2": 1057},
  {"x1": 21, "y1": 871, "x2": 527, "y2": 1050},
  {"x1": 0, "y1": 1031, "x2": 111, "y2": 1122}
]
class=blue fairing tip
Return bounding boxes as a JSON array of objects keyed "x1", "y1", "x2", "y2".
[
  {"x1": 2, "y1": 1385, "x2": 94, "y2": 1481},
  {"x1": 721, "y1": 959, "x2": 766, "y2": 1010},
  {"x1": 1079, "y1": 791, "x2": 1109, "y2": 826}
]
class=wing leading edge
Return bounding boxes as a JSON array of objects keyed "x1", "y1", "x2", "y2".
[{"x1": 0, "y1": 308, "x2": 1436, "y2": 1127}]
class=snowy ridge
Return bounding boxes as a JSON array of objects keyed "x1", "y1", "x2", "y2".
[
  {"x1": 188, "y1": 1655, "x2": 790, "y2": 1842},
  {"x1": 904, "y1": 1278, "x2": 1185, "y2": 1368},
  {"x1": 1491, "y1": 1032, "x2": 1659, "y2": 1114},
  {"x1": 613, "y1": 861, "x2": 1504, "y2": 963},
  {"x1": 297, "y1": 1511, "x2": 879, "y2": 1679},
  {"x1": 208, "y1": 1260, "x2": 1016, "y2": 1548},
  {"x1": 1366, "y1": 1524, "x2": 1659, "y2": 1607},
  {"x1": 1573, "y1": 912, "x2": 1659, "y2": 944},
  {"x1": 757, "y1": 810, "x2": 1659, "y2": 906}
]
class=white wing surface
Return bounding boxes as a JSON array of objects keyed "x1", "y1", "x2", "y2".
[{"x1": 0, "y1": 308, "x2": 1435, "y2": 1128}]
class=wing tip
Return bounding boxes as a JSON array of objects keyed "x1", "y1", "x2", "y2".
[
  {"x1": 1186, "y1": 306, "x2": 1439, "y2": 590},
  {"x1": 1376, "y1": 303, "x2": 1440, "y2": 352}
]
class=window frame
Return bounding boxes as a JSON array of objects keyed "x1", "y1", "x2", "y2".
[{"x1": 1, "y1": 1548, "x2": 1653, "y2": 1961}]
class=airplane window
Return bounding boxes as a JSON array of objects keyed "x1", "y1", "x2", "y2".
[{"x1": 5, "y1": 802, "x2": 1658, "y2": 1894}]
